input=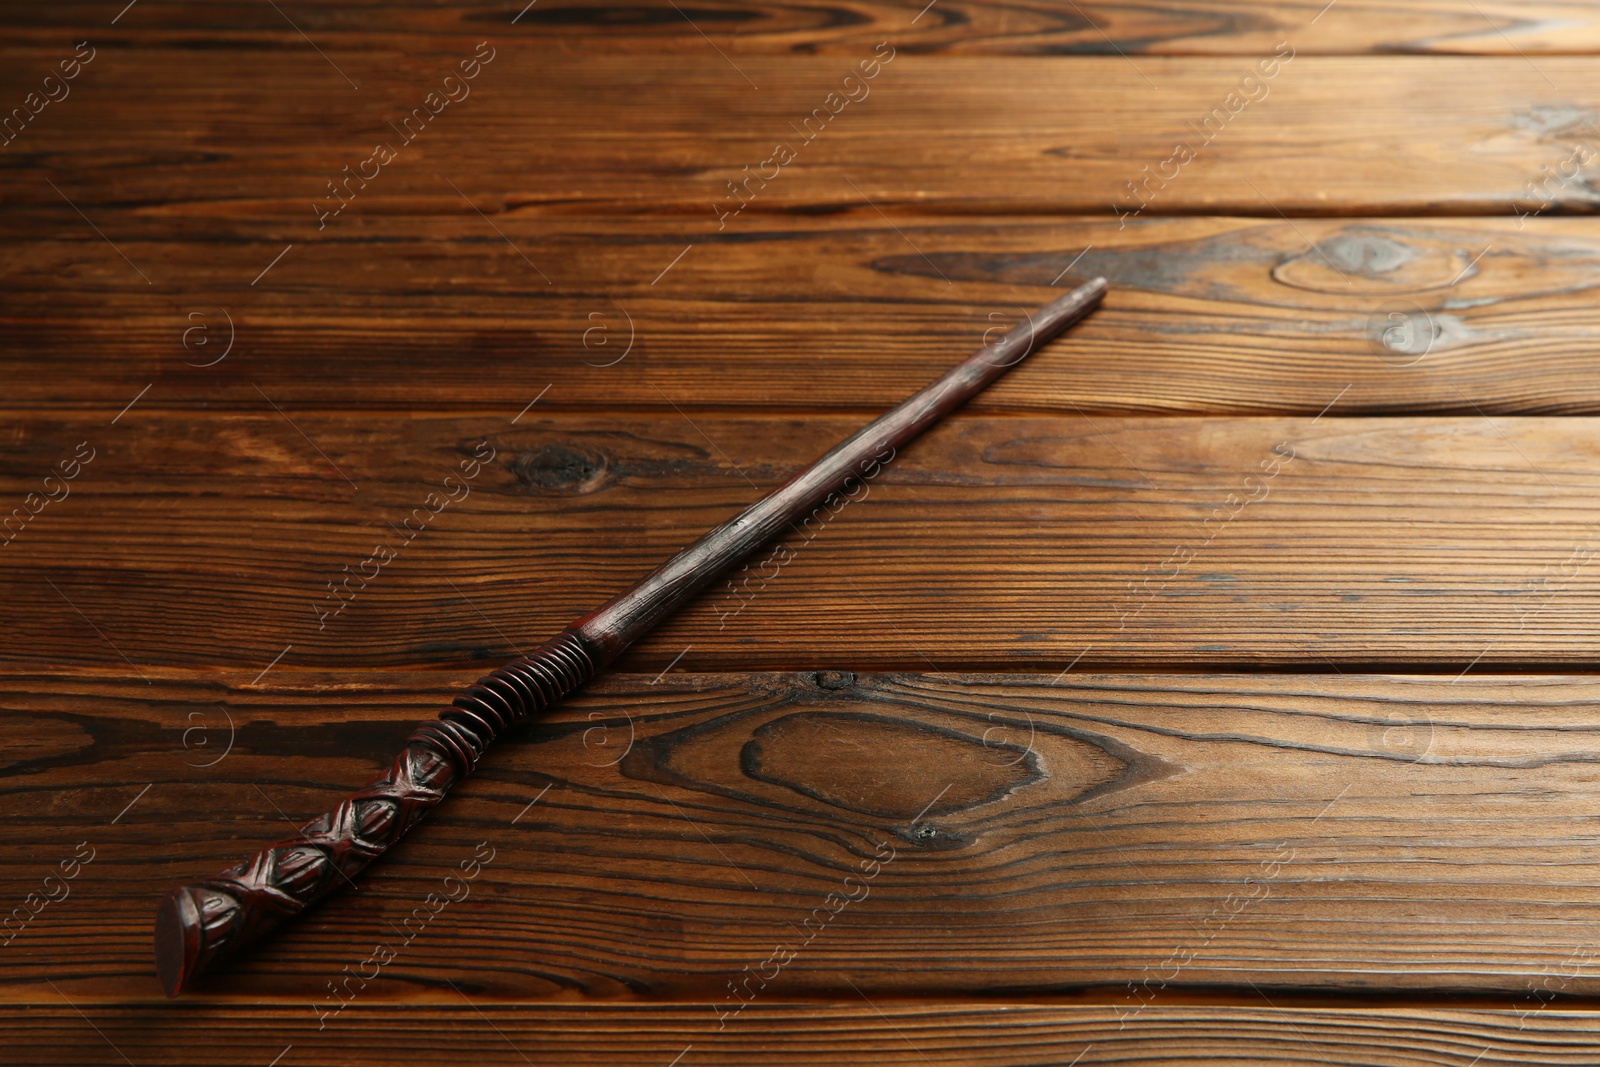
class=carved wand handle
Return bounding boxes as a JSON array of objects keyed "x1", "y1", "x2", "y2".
[{"x1": 155, "y1": 278, "x2": 1109, "y2": 996}]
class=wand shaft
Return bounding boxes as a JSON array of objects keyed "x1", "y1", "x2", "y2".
[
  {"x1": 154, "y1": 278, "x2": 1108, "y2": 996},
  {"x1": 578, "y1": 278, "x2": 1108, "y2": 655}
]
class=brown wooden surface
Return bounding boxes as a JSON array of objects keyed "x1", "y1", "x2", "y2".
[
  {"x1": 22, "y1": 0, "x2": 1600, "y2": 55},
  {"x1": 12, "y1": 411, "x2": 1600, "y2": 672},
  {"x1": 14, "y1": 215, "x2": 1600, "y2": 416},
  {"x1": 12, "y1": 0, "x2": 1600, "y2": 1063},
  {"x1": 9, "y1": 1005, "x2": 1600, "y2": 1067},
  {"x1": 23, "y1": 0, "x2": 1600, "y2": 55},
  {"x1": 7, "y1": 53, "x2": 1600, "y2": 219},
  {"x1": 14, "y1": 667, "x2": 1600, "y2": 1004}
]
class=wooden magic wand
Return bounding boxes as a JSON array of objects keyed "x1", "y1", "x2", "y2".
[{"x1": 155, "y1": 278, "x2": 1109, "y2": 995}]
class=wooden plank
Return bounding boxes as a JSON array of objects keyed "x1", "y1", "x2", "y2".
[
  {"x1": 4, "y1": 52, "x2": 1600, "y2": 218},
  {"x1": 16, "y1": 1, "x2": 1600, "y2": 56},
  {"x1": 9, "y1": 212, "x2": 1600, "y2": 415},
  {"x1": 10, "y1": 215, "x2": 1600, "y2": 415},
  {"x1": 6, "y1": 411, "x2": 1600, "y2": 671},
  {"x1": 10, "y1": 668, "x2": 1600, "y2": 1002},
  {"x1": 5, "y1": 1004, "x2": 1600, "y2": 1067}
]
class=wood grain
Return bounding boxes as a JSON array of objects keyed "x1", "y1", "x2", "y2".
[
  {"x1": 12, "y1": 668, "x2": 1600, "y2": 1003},
  {"x1": 7, "y1": 1004, "x2": 1600, "y2": 1067},
  {"x1": 12, "y1": 215, "x2": 1600, "y2": 415},
  {"x1": 6, "y1": 52, "x2": 1600, "y2": 218},
  {"x1": 18, "y1": 0, "x2": 1600, "y2": 56},
  {"x1": 6, "y1": 410, "x2": 1600, "y2": 672},
  {"x1": 8, "y1": 0, "x2": 1600, "y2": 1057}
]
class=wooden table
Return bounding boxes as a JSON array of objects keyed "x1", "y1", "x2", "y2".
[{"x1": 9, "y1": 1, "x2": 1600, "y2": 1062}]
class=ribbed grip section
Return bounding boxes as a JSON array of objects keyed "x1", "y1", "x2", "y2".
[
  {"x1": 155, "y1": 629, "x2": 597, "y2": 997},
  {"x1": 414, "y1": 627, "x2": 596, "y2": 775}
]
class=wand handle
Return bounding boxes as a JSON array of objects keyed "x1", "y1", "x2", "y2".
[
  {"x1": 155, "y1": 278, "x2": 1109, "y2": 997},
  {"x1": 155, "y1": 629, "x2": 598, "y2": 997}
]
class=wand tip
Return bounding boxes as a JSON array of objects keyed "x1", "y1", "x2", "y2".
[
  {"x1": 1028, "y1": 276, "x2": 1109, "y2": 344},
  {"x1": 1068, "y1": 276, "x2": 1109, "y2": 306}
]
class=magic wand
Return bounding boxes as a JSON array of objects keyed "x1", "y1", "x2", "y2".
[{"x1": 155, "y1": 277, "x2": 1109, "y2": 996}]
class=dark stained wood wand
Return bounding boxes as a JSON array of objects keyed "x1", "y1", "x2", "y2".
[{"x1": 154, "y1": 277, "x2": 1109, "y2": 996}]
